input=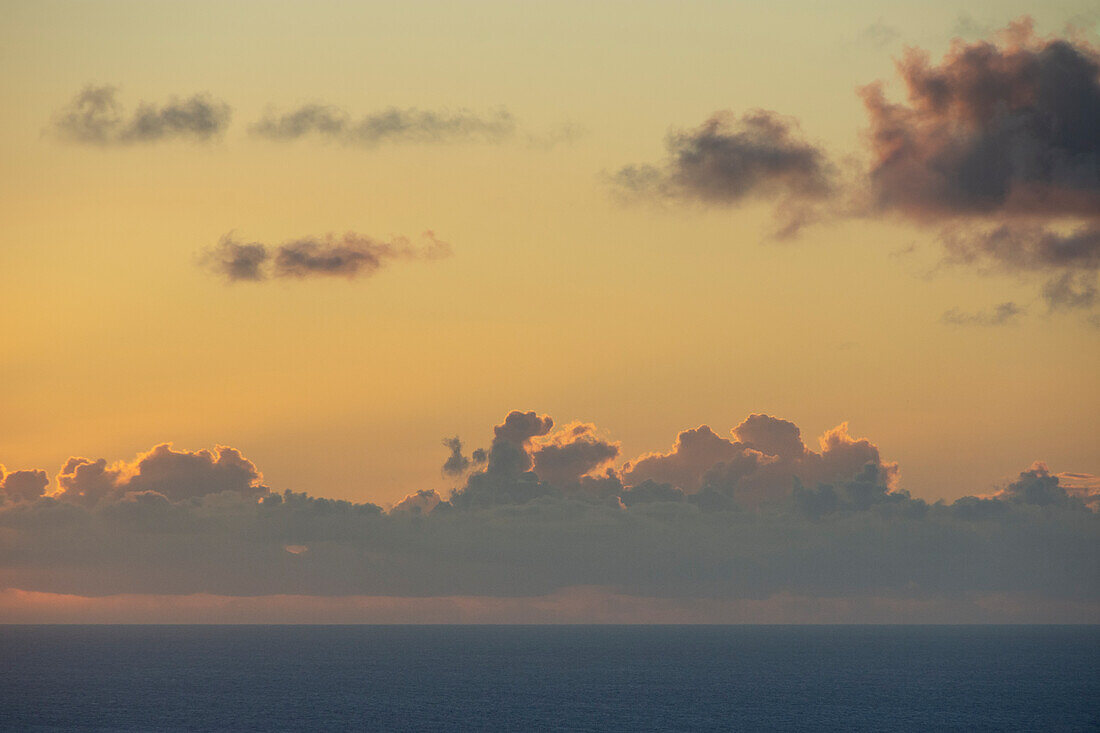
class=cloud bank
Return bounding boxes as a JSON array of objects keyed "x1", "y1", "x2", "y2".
[
  {"x1": 51, "y1": 86, "x2": 231, "y2": 145},
  {"x1": 1, "y1": 412, "x2": 1096, "y2": 622},
  {"x1": 201, "y1": 231, "x2": 452, "y2": 282}
]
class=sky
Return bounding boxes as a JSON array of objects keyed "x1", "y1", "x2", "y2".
[{"x1": 1, "y1": 0, "x2": 1098, "y2": 623}]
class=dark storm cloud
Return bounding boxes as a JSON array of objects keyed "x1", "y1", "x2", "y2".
[
  {"x1": 201, "y1": 231, "x2": 452, "y2": 282},
  {"x1": 1, "y1": 411, "x2": 1097, "y2": 612},
  {"x1": 250, "y1": 105, "x2": 517, "y2": 146},
  {"x1": 51, "y1": 85, "x2": 231, "y2": 145},
  {"x1": 612, "y1": 110, "x2": 836, "y2": 238},
  {"x1": 940, "y1": 301, "x2": 1025, "y2": 326}
]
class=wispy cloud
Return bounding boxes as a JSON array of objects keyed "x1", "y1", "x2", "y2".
[
  {"x1": 200, "y1": 231, "x2": 452, "y2": 282},
  {"x1": 941, "y1": 302, "x2": 1026, "y2": 326},
  {"x1": 50, "y1": 85, "x2": 231, "y2": 145},
  {"x1": 611, "y1": 110, "x2": 836, "y2": 239},
  {"x1": 250, "y1": 105, "x2": 518, "y2": 146}
]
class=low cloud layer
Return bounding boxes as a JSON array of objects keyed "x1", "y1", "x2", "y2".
[
  {"x1": 51, "y1": 86, "x2": 231, "y2": 145},
  {"x1": 1, "y1": 411, "x2": 1096, "y2": 622},
  {"x1": 250, "y1": 105, "x2": 517, "y2": 146},
  {"x1": 612, "y1": 111, "x2": 836, "y2": 238},
  {"x1": 201, "y1": 231, "x2": 452, "y2": 282}
]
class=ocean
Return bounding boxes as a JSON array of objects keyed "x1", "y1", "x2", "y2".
[{"x1": 1, "y1": 625, "x2": 1096, "y2": 731}]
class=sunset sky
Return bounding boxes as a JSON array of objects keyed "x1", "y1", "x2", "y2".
[{"x1": 1, "y1": 0, "x2": 1098, "y2": 622}]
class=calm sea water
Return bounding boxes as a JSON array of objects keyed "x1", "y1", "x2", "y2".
[{"x1": 1, "y1": 625, "x2": 1096, "y2": 732}]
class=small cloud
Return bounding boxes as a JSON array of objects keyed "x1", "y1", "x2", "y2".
[
  {"x1": 201, "y1": 231, "x2": 452, "y2": 283},
  {"x1": 250, "y1": 105, "x2": 516, "y2": 146},
  {"x1": 283, "y1": 545, "x2": 309, "y2": 555},
  {"x1": 941, "y1": 302, "x2": 1026, "y2": 327},
  {"x1": 1042, "y1": 272, "x2": 1097, "y2": 311},
  {"x1": 610, "y1": 110, "x2": 836, "y2": 239},
  {"x1": 857, "y1": 19, "x2": 901, "y2": 48},
  {"x1": 50, "y1": 85, "x2": 231, "y2": 145}
]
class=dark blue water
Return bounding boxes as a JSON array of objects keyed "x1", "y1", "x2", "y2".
[{"x1": 1, "y1": 626, "x2": 1096, "y2": 732}]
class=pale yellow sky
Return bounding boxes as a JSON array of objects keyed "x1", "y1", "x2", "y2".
[{"x1": 2, "y1": 0, "x2": 1098, "y2": 505}]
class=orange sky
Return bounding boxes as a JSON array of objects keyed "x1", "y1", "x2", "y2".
[{"x1": 2, "y1": 0, "x2": 1098, "y2": 508}]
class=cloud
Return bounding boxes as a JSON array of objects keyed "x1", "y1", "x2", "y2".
[
  {"x1": 858, "y1": 19, "x2": 1100, "y2": 317},
  {"x1": 0, "y1": 466, "x2": 49, "y2": 504},
  {"x1": 1041, "y1": 271, "x2": 1098, "y2": 310},
  {"x1": 0, "y1": 412, "x2": 1096, "y2": 621},
  {"x1": 250, "y1": 105, "x2": 517, "y2": 146},
  {"x1": 620, "y1": 415, "x2": 898, "y2": 508},
  {"x1": 611, "y1": 110, "x2": 836, "y2": 238},
  {"x1": 530, "y1": 422, "x2": 621, "y2": 488},
  {"x1": 441, "y1": 437, "x2": 471, "y2": 476},
  {"x1": 941, "y1": 301, "x2": 1025, "y2": 326},
  {"x1": 55, "y1": 443, "x2": 267, "y2": 507},
  {"x1": 201, "y1": 231, "x2": 452, "y2": 282},
  {"x1": 391, "y1": 489, "x2": 443, "y2": 515},
  {"x1": 50, "y1": 85, "x2": 231, "y2": 145},
  {"x1": 200, "y1": 238, "x2": 269, "y2": 281},
  {"x1": 857, "y1": 19, "x2": 901, "y2": 48},
  {"x1": 861, "y1": 19, "x2": 1100, "y2": 222}
]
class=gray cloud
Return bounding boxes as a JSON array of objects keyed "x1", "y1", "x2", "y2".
[
  {"x1": 611, "y1": 110, "x2": 836, "y2": 238},
  {"x1": 0, "y1": 467, "x2": 49, "y2": 504},
  {"x1": 51, "y1": 85, "x2": 231, "y2": 145},
  {"x1": 1042, "y1": 271, "x2": 1098, "y2": 310},
  {"x1": 0, "y1": 412, "x2": 1097, "y2": 617},
  {"x1": 858, "y1": 18, "x2": 1100, "y2": 319},
  {"x1": 55, "y1": 443, "x2": 267, "y2": 507},
  {"x1": 861, "y1": 20, "x2": 1100, "y2": 223},
  {"x1": 441, "y1": 437, "x2": 475, "y2": 477},
  {"x1": 941, "y1": 301, "x2": 1026, "y2": 326},
  {"x1": 250, "y1": 105, "x2": 517, "y2": 146},
  {"x1": 201, "y1": 231, "x2": 452, "y2": 282},
  {"x1": 857, "y1": 19, "x2": 901, "y2": 48}
]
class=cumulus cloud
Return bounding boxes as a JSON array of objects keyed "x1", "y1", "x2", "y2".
[
  {"x1": 250, "y1": 105, "x2": 517, "y2": 146},
  {"x1": 859, "y1": 19, "x2": 1100, "y2": 317},
  {"x1": 860, "y1": 19, "x2": 1100, "y2": 222},
  {"x1": 201, "y1": 231, "x2": 452, "y2": 282},
  {"x1": 0, "y1": 466, "x2": 49, "y2": 503},
  {"x1": 55, "y1": 443, "x2": 267, "y2": 507},
  {"x1": 620, "y1": 415, "x2": 898, "y2": 509},
  {"x1": 391, "y1": 489, "x2": 443, "y2": 515},
  {"x1": 611, "y1": 110, "x2": 837, "y2": 238},
  {"x1": 941, "y1": 301, "x2": 1025, "y2": 326},
  {"x1": 50, "y1": 85, "x2": 231, "y2": 145},
  {"x1": 529, "y1": 422, "x2": 621, "y2": 488},
  {"x1": 0, "y1": 412, "x2": 1096, "y2": 621}
]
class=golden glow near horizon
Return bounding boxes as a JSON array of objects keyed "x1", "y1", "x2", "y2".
[{"x1": 2, "y1": 0, "x2": 1098, "y2": 507}]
